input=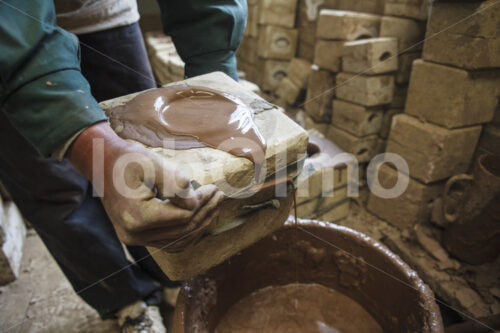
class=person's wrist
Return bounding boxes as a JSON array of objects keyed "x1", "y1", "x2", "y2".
[{"x1": 67, "y1": 122, "x2": 125, "y2": 180}]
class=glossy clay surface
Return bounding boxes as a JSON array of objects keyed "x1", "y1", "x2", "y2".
[{"x1": 107, "y1": 85, "x2": 267, "y2": 166}]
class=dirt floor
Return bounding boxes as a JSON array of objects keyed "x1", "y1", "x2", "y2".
[{"x1": 0, "y1": 230, "x2": 120, "y2": 333}]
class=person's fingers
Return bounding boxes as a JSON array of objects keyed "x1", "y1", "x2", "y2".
[
  {"x1": 152, "y1": 154, "x2": 191, "y2": 198},
  {"x1": 122, "y1": 186, "x2": 220, "y2": 234},
  {"x1": 148, "y1": 185, "x2": 219, "y2": 227},
  {"x1": 163, "y1": 190, "x2": 223, "y2": 239},
  {"x1": 193, "y1": 184, "x2": 219, "y2": 206},
  {"x1": 173, "y1": 168, "x2": 190, "y2": 189},
  {"x1": 118, "y1": 200, "x2": 194, "y2": 234},
  {"x1": 190, "y1": 205, "x2": 222, "y2": 238},
  {"x1": 171, "y1": 183, "x2": 219, "y2": 211},
  {"x1": 164, "y1": 207, "x2": 221, "y2": 251},
  {"x1": 167, "y1": 191, "x2": 223, "y2": 242},
  {"x1": 147, "y1": 206, "x2": 221, "y2": 250},
  {"x1": 129, "y1": 190, "x2": 224, "y2": 244},
  {"x1": 187, "y1": 190, "x2": 224, "y2": 230},
  {"x1": 170, "y1": 185, "x2": 198, "y2": 210}
]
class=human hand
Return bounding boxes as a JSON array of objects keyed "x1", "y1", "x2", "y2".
[{"x1": 67, "y1": 122, "x2": 224, "y2": 251}]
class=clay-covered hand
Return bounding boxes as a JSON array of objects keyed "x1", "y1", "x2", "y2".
[{"x1": 67, "y1": 122, "x2": 224, "y2": 251}]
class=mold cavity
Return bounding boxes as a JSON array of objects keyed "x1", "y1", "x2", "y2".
[
  {"x1": 368, "y1": 113, "x2": 378, "y2": 122},
  {"x1": 379, "y1": 52, "x2": 391, "y2": 61},
  {"x1": 307, "y1": 143, "x2": 321, "y2": 157},
  {"x1": 275, "y1": 37, "x2": 290, "y2": 48},
  {"x1": 274, "y1": 71, "x2": 287, "y2": 80},
  {"x1": 355, "y1": 34, "x2": 372, "y2": 40},
  {"x1": 357, "y1": 148, "x2": 368, "y2": 156},
  {"x1": 483, "y1": 154, "x2": 500, "y2": 177}
]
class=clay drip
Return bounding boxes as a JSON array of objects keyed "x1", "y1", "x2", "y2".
[{"x1": 107, "y1": 85, "x2": 267, "y2": 167}]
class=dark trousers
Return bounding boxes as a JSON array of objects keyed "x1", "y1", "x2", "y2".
[{"x1": 0, "y1": 23, "x2": 175, "y2": 319}]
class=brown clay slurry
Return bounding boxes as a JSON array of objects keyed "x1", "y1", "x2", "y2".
[
  {"x1": 215, "y1": 283, "x2": 383, "y2": 333},
  {"x1": 107, "y1": 85, "x2": 267, "y2": 168},
  {"x1": 289, "y1": 178, "x2": 299, "y2": 311}
]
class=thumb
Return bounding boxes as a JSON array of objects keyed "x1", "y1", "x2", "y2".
[{"x1": 151, "y1": 153, "x2": 199, "y2": 210}]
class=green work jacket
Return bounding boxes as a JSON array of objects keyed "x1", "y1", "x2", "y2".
[{"x1": 0, "y1": 0, "x2": 247, "y2": 157}]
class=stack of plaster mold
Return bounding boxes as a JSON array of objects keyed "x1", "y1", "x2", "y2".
[
  {"x1": 423, "y1": 0, "x2": 500, "y2": 160},
  {"x1": 145, "y1": 31, "x2": 262, "y2": 97},
  {"x1": 332, "y1": 35, "x2": 398, "y2": 161},
  {"x1": 238, "y1": 0, "x2": 393, "y2": 119},
  {"x1": 307, "y1": 10, "x2": 383, "y2": 130},
  {"x1": 101, "y1": 71, "x2": 308, "y2": 280},
  {"x1": 238, "y1": 0, "x2": 384, "y2": 101},
  {"x1": 294, "y1": 129, "x2": 353, "y2": 222},
  {"x1": 377, "y1": 0, "x2": 430, "y2": 144},
  {"x1": 368, "y1": 0, "x2": 498, "y2": 229},
  {"x1": 295, "y1": 0, "x2": 338, "y2": 62},
  {"x1": 366, "y1": 0, "x2": 500, "y2": 318},
  {"x1": 313, "y1": 1, "x2": 430, "y2": 166},
  {"x1": 300, "y1": 9, "x2": 386, "y2": 190},
  {"x1": 281, "y1": 2, "x2": 419, "y2": 140},
  {"x1": 336, "y1": 0, "x2": 385, "y2": 14},
  {"x1": 275, "y1": 58, "x2": 312, "y2": 108},
  {"x1": 144, "y1": 32, "x2": 185, "y2": 84},
  {"x1": 0, "y1": 189, "x2": 26, "y2": 285},
  {"x1": 286, "y1": 0, "x2": 337, "y2": 137},
  {"x1": 237, "y1": 0, "x2": 299, "y2": 92},
  {"x1": 296, "y1": 0, "x2": 385, "y2": 62},
  {"x1": 306, "y1": 3, "x2": 431, "y2": 194}
]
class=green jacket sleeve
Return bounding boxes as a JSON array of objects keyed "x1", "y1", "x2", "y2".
[
  {"x1": 0, "y1": 1, "x2": 107, "y2": 157},
  {"x1": 157, "y1": 0, "x2": 247, "y2": 80}
]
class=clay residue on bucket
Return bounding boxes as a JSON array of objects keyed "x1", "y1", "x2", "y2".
[
  {"x1": 215, "y1": 283, "x2": 383, "y2": 333},
  {"x1": 106, "y1": 85, "x2": 267, "y2": 167},
  {"x1": 185, "y1": 278, "x2": 217, "y2": 333},
  {"x1": 175, "y1": 219, "x2": 444, "y2": 332}
]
